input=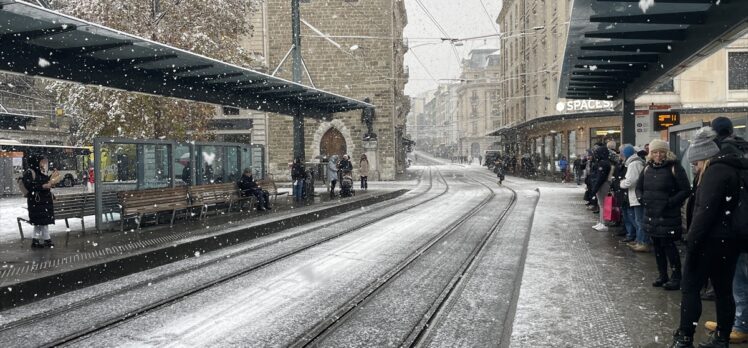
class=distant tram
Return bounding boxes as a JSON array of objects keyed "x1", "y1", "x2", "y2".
[{"x1": 0, "y1": 140, "x2": 91, "y2": 194}]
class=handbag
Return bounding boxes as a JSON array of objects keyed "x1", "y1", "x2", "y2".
[{"x1": 603, "y1": 193, "x2": 621, "y2": 222}]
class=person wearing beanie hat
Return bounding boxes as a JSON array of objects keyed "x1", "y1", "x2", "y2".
[
  {"x1": 648, "y1": 139, "x2": 669, "y2": 154},
  {"x1": 622, "y1": 145, "x2": 636, "y2": 160},
  {"x1": 636, "y1": 137, "x2": 691, "y2": 291},
  {"x1": 687, "y1": 127, "x2": 720, "y2": 163},
  {"x1": 711, "y1": 116, "x2": 734, "y2": 138},
  {"x1": 619, "y1": 144, "x2": 647, "y2": 249},
  {"x1": 671, "y1": 124, "x2": 748, "y2": 347}
]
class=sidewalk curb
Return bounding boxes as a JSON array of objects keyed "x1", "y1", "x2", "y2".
[{"x1": 0, "y1": 190, "x2": 408, "y2": 309}]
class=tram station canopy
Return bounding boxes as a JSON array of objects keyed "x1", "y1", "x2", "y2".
[
  {"x1": 0, "y1": 0, "x2": 373, "y2": 118},
  {"x1": 560, "y1": 0, "x2": 748, "y2": 101}
]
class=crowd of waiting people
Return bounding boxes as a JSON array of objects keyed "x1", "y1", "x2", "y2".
[{"x1": 581, "y1": 117, "x2": 747, "y2": 348}]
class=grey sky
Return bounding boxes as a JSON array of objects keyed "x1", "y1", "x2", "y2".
[{"x1": 404, "y1": 0, "x2": 503, "y2": 97}]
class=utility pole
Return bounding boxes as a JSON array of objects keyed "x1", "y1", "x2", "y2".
[{"x1": 291, "y1": 0, "x2": 305, "y2": 161}]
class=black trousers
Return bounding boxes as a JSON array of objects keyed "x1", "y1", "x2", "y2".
[
  {"x1": 652, "y1": 236, "x2": 682, "y2": 279},
  {"x1": 360, "y1": 176, "x2": 368, "y2": 190},
  {"x1": 330, "y1": 179, "x2": 337, "y2": 196},
  {"x1": 679, "y1": 239, "x2": 740, "y2": 338}
]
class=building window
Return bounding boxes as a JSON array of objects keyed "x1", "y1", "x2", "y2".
[
  {"x1": 222, "y1": 106, "x2": 240, "y2": 115},
  {"x1": 652, "y1": 79, "x2": 674, "y2": 93},
  {"x1": 728, "y1": 51, "x2": 748, "y2": 90}
]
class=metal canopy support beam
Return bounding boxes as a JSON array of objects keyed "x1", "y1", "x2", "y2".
[
  {"x1": 585, "y1": 29, "x2": 687, "y2": 41},
  {"x1": 574, "y1": 64, "x2": 648, "y2": 72},
  {"x1": 148, "y1": 64, "x2": 213, "y2": 74},
  {"x1": 0, "y1": 24, "x2": 77, "y2": 41},
  {"x1": 577, "y1": 54, "x2": 660, "y2": 63},
  {"x1": 580, "y1": 43, "x2": 673, "y2": 53},
  {"x1": 595, "y1": 0, "x2": 720, "y2": 3},
  {"x1": 590, "y1": 12, "x2": 707, "y2": 25},
  {"x1": 57, "y1": 41, "x2": 134, "y2": 54}
]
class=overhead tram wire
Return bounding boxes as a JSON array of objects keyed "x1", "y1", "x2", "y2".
[
  {"x1": 412, "y1": 0, "x2": 462, "y2": 64},
  {"x1": 478, "y1": 0, "x2": 501, "y2": 36},
  {"x1": 409, "y1": 50, "x2": 440, "y2": 84}
]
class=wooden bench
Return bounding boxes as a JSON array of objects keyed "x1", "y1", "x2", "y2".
[
  {"x1": 188, "y1": 183, "x2": 249, "y2": 218},
  {"x1": 17, "y1": 192, "x2": 120, "y2": 240},
  {"x1": 118, "y1": 187, "x2": 189, "y2": 231},
  {"x1": 256, "y1": 174, "x2": 288, "y2": 202}
]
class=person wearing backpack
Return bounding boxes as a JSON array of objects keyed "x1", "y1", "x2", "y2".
[
  {"x1": 636, "y1": 139, "x2": 691, "y2": 291},
  {"x1": 619, "y1": 144, "x2": 648, "y2": 251},
  {"x1": 670, "y1": 126, "x2": 748, "y2": 348},
  {"x1": 22, "y1": 155, "x2": 57, "y2": 248}
]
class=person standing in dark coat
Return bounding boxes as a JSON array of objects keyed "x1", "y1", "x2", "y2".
[
  {"x1": 672, "y1": 126, "x2": 748, "y2": 347},
  {"x1": 591, "y1": 145, "x2": 612, "y2": 231},
  {"x1": 636, "y1": 139, "x2": 691, "y2": 291},
  {"x1": 291, "y1": 158, "x2": 305, "y2": 202},
  {"x1": 22, "y1": 155, "x2": 56, "y2": 248}
]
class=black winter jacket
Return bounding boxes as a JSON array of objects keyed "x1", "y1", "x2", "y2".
[
  {"x1": 338, "y1": 159, "x2": 353, "y2": 173},
  {"x1": 636, "y1": 159, "x2": 690, "y2": 239},
  {"x1": 237, "y1": 174, "x2": 259, "y2": 196},
  {"x1": 23, "y1": 168, "x2": 55, "y2": 226},
  {"x1": 687, "y1": 145, "x2": 748, "y2": 248},
  {"x1": 291, "y1": 163, "x2": 305, "y2": 181},
  {"x1": 590, "y1": 147, "x2": 612, "y2": 195}
]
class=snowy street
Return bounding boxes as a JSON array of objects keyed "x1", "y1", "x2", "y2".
[{"x1": 0, "y1": 161, "x2": 745, "y2": 347}]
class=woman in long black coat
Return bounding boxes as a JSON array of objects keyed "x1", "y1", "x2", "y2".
[
  {"x1": 636, "y1": 140, "x2": 691, "y2": 290},
  {"x1": 22, "y1": 155, "x2": 56, "y2": 248}
]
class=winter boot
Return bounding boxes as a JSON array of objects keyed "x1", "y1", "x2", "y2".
[
  {"x1": 43, "y1": 239, "x2": 54, "y2": 248},
  {"x1": 653, "y1": 275, "x2": 669, "y2": 287},
  {"x1": 671, "y1": 330, "x2": 695, "y2": 348},
  {"x1": 664, "y1": 270, "x2": 682, "y2": 291},
  {"x1": 698, "y1": 331, "x2": 729, "y2": 348},
  {"x1": 31, "y1": 238, "x2": 44, "y2": 249}
]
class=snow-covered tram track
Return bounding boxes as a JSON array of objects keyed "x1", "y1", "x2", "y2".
[
  {"x1": 0, "y1": 168, "x2": 452, "y2": 348},
  {"x1": 289, "y1": 172, "x2": 517, "y2": 348}
]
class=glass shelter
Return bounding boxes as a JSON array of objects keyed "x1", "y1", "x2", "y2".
[{"x1": 93, "y1": 138, "x2": 264, "y2": 230}]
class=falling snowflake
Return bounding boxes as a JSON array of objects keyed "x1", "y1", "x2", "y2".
[
  {"x1": 639, "y1": 0, "x2": 655, "y2": 13},
  {"x1": 38, "y1": 58, "x2": 51, "y2": 68}
]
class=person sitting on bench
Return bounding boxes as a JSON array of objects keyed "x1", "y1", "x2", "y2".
[{"x1": 237, "y1": 168, "x2": 270, "y2": 211}]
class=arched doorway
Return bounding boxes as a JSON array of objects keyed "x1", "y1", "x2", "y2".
[
  {"x1": 320, "y1": 127, "x2": 347, "y2": 158},
  {"x1": 471, "y1": 143, "x2": 481, "y2": 157}
]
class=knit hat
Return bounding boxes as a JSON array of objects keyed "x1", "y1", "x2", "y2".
[
  {"x1": 710, "y1": 117, "x2": 733, "y2": 137},
  {"x1": 687, "y1": 126, "x2": 720, "y2": 163},
  {"x1": 621, "y1": 144, "x2": 636, "y2": 159},
  {"x1": 649, "y1": 139, "x2": 669, "y2": 153}
]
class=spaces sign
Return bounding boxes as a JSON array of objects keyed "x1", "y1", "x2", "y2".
[{"x1": 556, "y1": 99, "x2": 615, "y2": 112}]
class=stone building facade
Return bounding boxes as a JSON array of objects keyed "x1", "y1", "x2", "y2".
[
  {"x1": 263, "y1": 0, "x2": 409, "y2": 181},
  {"x1": 455, "y1": 47, "x2": 501, "y2": 159}
]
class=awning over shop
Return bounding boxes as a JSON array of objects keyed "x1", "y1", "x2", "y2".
[
  {"x1": 559, "y1": 0, "x2": 748, "y2": 100},
  {"x1": 0, "y1": 0, "x2": 373, "y2": 118}
]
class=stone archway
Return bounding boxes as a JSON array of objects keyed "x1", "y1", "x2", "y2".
[
  {"x1": 320, "y1": 127, "x2": 347, "y2": 158},
  {"x1": 312, "y1": 119, "x2": 355, "y2": 162},
  {"x1": 471, "y1": 143, "x2": 481, "y2": 157}
]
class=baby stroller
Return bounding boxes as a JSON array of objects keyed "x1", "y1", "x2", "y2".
[{"x1": 340, "y1": 173, "x2": 354, "y2": 197}]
